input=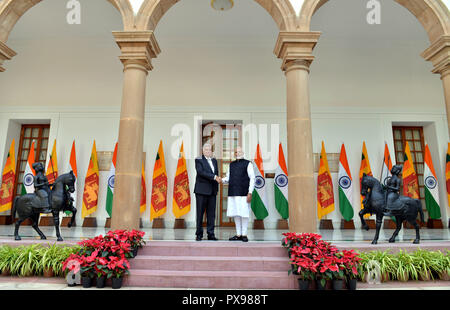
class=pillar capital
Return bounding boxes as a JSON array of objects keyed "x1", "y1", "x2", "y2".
[
  {"x1": 421, "y1": 35, "x2": 450, "y2": 77},
  {"x1": 0, "y1": 41, "x2": 17, "y2": 72},
  {"x1": 112, "y1": 31, "x2": 161, "y2": 72},
  {"x1": 273, "y1": 31, "x2": 321, "y2": 72}
]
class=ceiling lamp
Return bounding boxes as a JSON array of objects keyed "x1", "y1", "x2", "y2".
[{"x1": 211, "y1": 0, "x2": 234, "y2": 11}]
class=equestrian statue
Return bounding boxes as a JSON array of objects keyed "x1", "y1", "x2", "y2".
[
  {"x1": 12, "y1": 162, "x2": 77, "y2": 241},
  {"x1": 360, "y1": 164, "x2": 424, "y2": 244}
]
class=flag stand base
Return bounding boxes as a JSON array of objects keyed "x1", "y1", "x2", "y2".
[
  {"x1": 403, "y1": 219, "x2": 426, "y2": 229},
  {"x1": 82, "y1": 217, "x2": 97, "y2": 227},
  {"x1": 276, "y1": 219, "x2": 288, "y2": 229},
  {"x1": 39, "y1": 215, "x2": 54, "y2": 226},
  {"x1": 427, "y1": 219, "x2": 443, "y2": 229},
  {"x1": 383, "y1": 219, "x2": 396, "y2": 229},
  {"x1": 152, "y1": 218, "x2": 165, "y2": 228},
  {"x1": 61, "y1": 216, "x2": 76, "y2": 227},
  {"x1": 319, "y1": 219, "x2": 333, "y2": 230},
  {"x1": 174, "y1": 219, "x2": 186, "y2": 229},
  {"x1": 0, "y1": 215, "x2": 13, "y2": 225},
  {"x1": 362, "y1": 219, "x2": 376, "y2": 229},
  {"x1": 340, "y1": 220, "x2": 354, "y2": 229},
  {"x1": 253, "y1": 220, "x2": 265, "y2": 230},
  {"x1": 105, "y1": 218, "x2": 143, "y2": 229}
]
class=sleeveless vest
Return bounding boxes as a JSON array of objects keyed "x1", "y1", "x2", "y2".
[{"x1": 228, "y1": 159, "x2": 250, "y2": 197}]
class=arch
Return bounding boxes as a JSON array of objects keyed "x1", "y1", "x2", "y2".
[
  {"x1": 0, "y1": 0, "x2": 135, "y2": 43},
  {"x1": 135, "y1": 0, "x2": 298, "y2": 32},
  {"x1": 299, "y1": 0, "x2": 450, "y2": 44}
]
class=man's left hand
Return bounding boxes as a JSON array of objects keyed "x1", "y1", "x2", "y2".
[{"x1": 247, "y1": 193, "x2": 252, "y2": 203}]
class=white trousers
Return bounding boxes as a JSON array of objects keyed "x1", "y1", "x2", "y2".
[{"x1": 234, "y1": 216, "x2": 249, "y2": 236}]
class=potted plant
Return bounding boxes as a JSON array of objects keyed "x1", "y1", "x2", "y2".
[
  {"x1": 11, "y1": 244, "x2": 42, "y2": 277},
  {"x1": 340, "y1": 250, "x2": 361, "y2": 290},
  {"x1": 94, "y1": 257, "x2": 109, "y2": 288},
  {"x1": 0, "y1": 245, "x2": 19, "y2": 276},
  {"x1": 105, "y1": 255, "x2": 130, "y2": 289}
]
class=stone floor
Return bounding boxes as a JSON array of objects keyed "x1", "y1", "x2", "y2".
[
  {"x1": 3, "y1": 225, "x2": 450, "y2": 243},
  {"x1": 1, "y1": 225, "x2": 449, "y2": 290}
]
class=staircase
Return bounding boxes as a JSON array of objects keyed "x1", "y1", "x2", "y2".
[{"x1": 124, "y1": 241, "x2": 297, "y2": 289}]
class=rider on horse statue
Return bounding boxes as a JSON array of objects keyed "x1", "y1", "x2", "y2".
[
  {"x1": 32, "y1": 162, "x2": 52, "y2": 213},
  {"x1": 383, "y1": 164, "x2": 403, "y2": 217}
]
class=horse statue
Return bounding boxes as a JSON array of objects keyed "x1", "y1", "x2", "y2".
[
  {"x1": 360, "y1": 173, "x2": 424, "y2": 244},
  {"x1": 12, "y1": 171, "x2": 77, "y2": 241}
]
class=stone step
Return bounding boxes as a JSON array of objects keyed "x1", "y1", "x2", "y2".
[
  {"x1": 124, "y1": 269, "x2": 298, "y2": 289},
  {"x1": 138, "y1": 241, "x2": 286, "y2": 257},
  {"x1": 129, "y1": 255, "x2": 289, "y2": 272}
]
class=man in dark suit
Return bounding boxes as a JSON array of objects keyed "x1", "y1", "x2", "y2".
[{"x1": 194, "y1": 143, "x2": 220, "y2": 241}]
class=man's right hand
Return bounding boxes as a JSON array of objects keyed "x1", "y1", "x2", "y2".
[{"x1": 214, "y1": 176, "x2": 222, "y2": 183}]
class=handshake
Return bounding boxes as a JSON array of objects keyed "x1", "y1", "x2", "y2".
[{"x1": 214, "y1": 176, "x2": 223, "y2": 183}]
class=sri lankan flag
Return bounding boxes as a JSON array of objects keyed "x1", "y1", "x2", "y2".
[
  {"x1": 140, "y1": 162, "x2": 146, "y2": 214},
  {"x1": 446, "y1": 143, "x2": 450, "y2": 210},
  {"x1": 359, "y1": 141, "x2": 373, "y2": 217},
  {"x1": 402, "y1": 142, "x2": 419, "y2": 199},
  {"x1": 317, "y1": 141, "x2": 334, "y2": 219},
  {"x1": 46, "y1": 139, "x2": 58, "y2": 185},
  {"x1": 0, "y1": 140, "x2": 16, "y2": 213},
  {"x1": 82, "y1": 141, "x2": 99, "y2": 218},
  {"x1": 150, "y1": 140, "x2": 167, "y2": 221},
  {"x1": 173, "y1": 142, "x2": 191, "y2": 218},
  {"x1": 424, "y1": 144, "x2": 441, "y2": 219}
]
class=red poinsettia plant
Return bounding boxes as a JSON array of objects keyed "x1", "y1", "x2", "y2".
[
  {"x1": 63, "y1": 230, "x2": 145, "y2": 281},
  {"x1": 283, "y1": 232, "x2": 361, "y2": 284}
]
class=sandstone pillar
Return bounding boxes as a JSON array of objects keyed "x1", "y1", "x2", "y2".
[
  {"x1": 111, "y1": 31, "x2": 160, "y2": 230},
  {"x1": 274, "y1": 32, "x2": 321, "y2": 233},
  {"x1": 422, "y1": 36, "x2": 450, "y2": 135},
  {"x1": 0, "y1": 41, "x2": 16, "y2": 72}
]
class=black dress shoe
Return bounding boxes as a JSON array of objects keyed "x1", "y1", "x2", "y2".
[
  {"x1": 241, "y1": 236, "x2": 248, "y2": 242},
  {"x1": 229, "y1": 235, "x2": 242, "y2": 241},
  {"x1": 196, "y1": 236, "x2": 202, "y2": 241},
  {"x1": 207, "y1": 236, "x2": 218, "y2": 241}
]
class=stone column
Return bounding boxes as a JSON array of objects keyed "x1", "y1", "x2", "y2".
[
  {"x1": 0, "y1": 41, "x2": 16, "y2": 72},
  {"x1": 274, "y1": 32, "x2": 321, "y2": 233},
  {"x1": 422, "y1": 36, "x2": 450, "y2": 135},
  {"x1": 111, "y1": 31, "x2": 160, "y2": 230}
]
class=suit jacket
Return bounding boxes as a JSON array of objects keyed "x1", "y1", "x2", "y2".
[{"x1": 194, "y1": 155, "x2": 219, "y2": 196}]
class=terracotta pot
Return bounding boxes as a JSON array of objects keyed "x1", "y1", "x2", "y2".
[
  {"x1": 1, "y1": 268, "x2": 10, "y2": 276},
  {"x1": 439, "y1": 271, "x2": 450, "y2": 281},
  {"x1": 43, "y1": 268, "x2": 54, "y2": 278}
]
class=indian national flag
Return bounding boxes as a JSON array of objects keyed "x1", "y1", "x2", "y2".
[
  {"x1": 65, "y1": 140, "x2": 78, "y2": 215},
  {"x1": 82, "y1": 141, "x2": 99, "y2": 218},
  {"x1": 338, "y1": 144, "x2": 353, "y2": 221},
  {"x1": 140, "y1": 162, "x2": 146, "y2": 214},
  {"x1": 380, "y1": 142, "x2": 393, "y2": 186},
  {"x1": 446, "y1": 143, "x2": 450, "y2": 210},
  {"x1": 274, "y1": 143, "x2": 288, "y2": 219},
  {"x1": 150, "y1": 140, "x2": 167, "y2": 221},
  {"x1": 22, "y1": 141, "x2": 36, "y2": 195},
  {"x1": 46, "y1": 139, "x2": 58, "y2": 184},
  {"x1": 251, "y1": 143, "x2": 269, "y2": 220},
  {"x1": 317, "y1": 141, "x2": 334, "y2": 219},
  {"x1": 0, "y1": 139, "x2": 16, "y2": 213},
  {"x1": 359, "y1": 141, "x2": 373, "y2": 217},
  {"x1": 105, "y1": 142, "x2": 118, "y2": 218},
  {"x1": 402, "y1": 142, "x2": 419, "y2": 199},
  {"x1": 424, "y1": 144, "x2": 441, "y2": 219},
  {"x1": 172, "y1": 142, "x2": 190, "y2": 218}
]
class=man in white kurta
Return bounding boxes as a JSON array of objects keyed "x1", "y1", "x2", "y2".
[{"x1": 222, "y1": 147, "x2": 255, "y2": 242}]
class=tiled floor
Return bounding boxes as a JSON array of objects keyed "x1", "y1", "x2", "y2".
[{"x1": 2, "y1": 225, "x2": 449, "y2": 243}]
